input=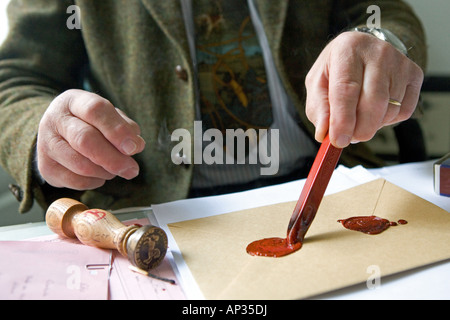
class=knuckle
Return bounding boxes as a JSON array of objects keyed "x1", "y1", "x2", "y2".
[
  {"x1": 46, "y1": 135, "x2": 69, "y2": 156},
  {"x1": 305, "y1": 105, "x2": 314, "y2": 122},
  {"x1": 332, "y1": 79, "x2": 361, "y2": 100},
  {"x1": 37, "y1": 160, "x2": 53, "y2": 182},
  {"x1": 336, "y1": 31, "x2": 361, "y2": 47},
  {"x1": 304, "y1": 95, "x2": 316, "y2": 120},
  {"x1": 304, "y1": 71, "x2": 314, "y2": 88},
  {"x1": 415, "y1": 65, "x2": 425, "y2": 81},
  {"x1": 409, "y1": 64, "x2": 424, "y2": 87},
  {"x1": 36, "y1": 159, "x2": 62, "y2": 188},
  {"x1": 111, "y1": 121, "x2": 131, "y2": 138},
  {"x1": 377, "y1": 41, "x2": 395, "y2": 58},
  {"x1": 83, "y1": 97, "x2": 111, "y2": 120},
  {"x1": 71, "y1": 126, "x2": 97, "y2": 151},
  {"x1": 70, "y1": 155, "x2": 96, "y2": 177},
  {"x1": 334, "y1": 78, "x2": 361, "y2": 92},
  {"x1": 331, "y1": 104, "x2": 356, "y2": 121}
]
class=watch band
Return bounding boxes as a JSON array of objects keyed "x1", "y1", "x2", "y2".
[{"x1": 353, "y1": 27, "x2": 408, "y2": 56}]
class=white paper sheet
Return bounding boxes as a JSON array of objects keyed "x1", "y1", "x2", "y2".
[{"x1": 368, "y1": 160, "x2": 450, "y2": 212}]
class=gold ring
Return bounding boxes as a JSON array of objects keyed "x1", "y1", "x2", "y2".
[{"x1": 389, "y1": 99, "x2": 402, "y2": 106}]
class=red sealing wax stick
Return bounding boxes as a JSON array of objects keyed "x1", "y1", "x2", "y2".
[
  {"x1": 286, "y1": 134, "x2": 342, "y2": 245},
  {"x1": 246, "y1": 134, "x2": 342, "y2": 257}
]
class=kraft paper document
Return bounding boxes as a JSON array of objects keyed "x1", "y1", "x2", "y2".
[{"x1": 168, "y1": 179, "x2": 450, "y2": 299}]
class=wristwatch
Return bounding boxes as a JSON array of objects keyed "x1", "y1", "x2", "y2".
[{"x1": 353, "y1": 27, "x2": 408, "y2": 56}]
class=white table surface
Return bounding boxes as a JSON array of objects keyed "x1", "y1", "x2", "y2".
[{"x1": 1, "y1": 160, "x2": 448, "y2": 299}]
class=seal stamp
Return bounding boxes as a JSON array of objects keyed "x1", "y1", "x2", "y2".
[
  {"x1": 127, "y1": 225, "x2": 168, "y2": 270},
  {"x1": 45, "y1": 198, "x2": 168, "y2": 270}
]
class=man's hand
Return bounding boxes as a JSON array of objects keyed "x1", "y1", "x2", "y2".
[
  {"x1": 37, "y1": 89, "x2": 146, "y2": 190},
  {"x1": 305, "y1": 31, "x2": 424, "y2": 148}
]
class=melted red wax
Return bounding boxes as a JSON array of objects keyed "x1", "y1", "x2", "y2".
[
  {"x1": 337, "y1": 216, "x2": 408, "y2": 234},
  {"x1": 246, "y1": 135, "x2": 342, "y2": 258},
  {"x1": 246, "y1": 237, "x2": 302, "y2": 257},
  {"x1": 247, "y1": 216, "x2": 408, "y2": 257}
]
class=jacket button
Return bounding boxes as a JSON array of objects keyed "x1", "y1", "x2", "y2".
[
  {"x1": 175, "y1": 65, "x2": 188, "y2": 82},
  {"x1": 8, "y1": 184, "x2": 23, "y2": 202}
]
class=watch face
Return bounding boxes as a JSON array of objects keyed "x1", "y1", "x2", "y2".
[
  {"x1": 372, "y1": 28, "x2": 388, "y2": 41},
  {"x1": 378, "y1": 29, "x2": 408, "y2": 55}
]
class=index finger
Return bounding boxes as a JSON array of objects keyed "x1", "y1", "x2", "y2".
[
  {"x1": 67, "y1": 90, "x2": 145, "y2": 156},
  {"x1": 328, "y1": 50, "x2": 363, "y2": 148}
]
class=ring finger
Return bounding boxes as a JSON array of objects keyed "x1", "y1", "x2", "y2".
[
  {"x1": 383, "y1": 75, "x2": 407, "y2": 125},
  {"x1": 43, "y1": 135, "x2": 116, "y2": 181}
]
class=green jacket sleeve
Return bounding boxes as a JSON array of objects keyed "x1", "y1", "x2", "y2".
[{"x1": 0, "y1": 0, "x2": 87, "y2": 213}]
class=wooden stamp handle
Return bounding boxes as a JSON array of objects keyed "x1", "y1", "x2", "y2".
[{"x1": 46, "y1": 198, "x2": 168, "y2": 270}]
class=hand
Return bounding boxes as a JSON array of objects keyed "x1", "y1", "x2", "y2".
[
  {"x1": 305, "y1": 31, "x2": 424, "y2": 148},
  {"x1": 37, "y1": 89, "x2": 146, "y2": 190}
]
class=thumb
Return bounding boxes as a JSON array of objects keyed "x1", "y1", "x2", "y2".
[{"x1": 305, "y1": 64, "x2": 331, "y2": 143}]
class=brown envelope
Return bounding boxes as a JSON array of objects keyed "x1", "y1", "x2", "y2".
[{"x1": 168, "y1": 179, "x2": 450, "y2": 299}]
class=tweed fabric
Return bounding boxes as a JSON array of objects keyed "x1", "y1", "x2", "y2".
[{"x1": 0, "y1": 0, "x2": 427, "y2": 213}]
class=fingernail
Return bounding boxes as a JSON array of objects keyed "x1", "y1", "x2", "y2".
[
  {"x1": 336, "y1": 135, "x2": 351, "y2": 148},
  {"x1": 137, "y1": 135, "x2": 146, "y2": 150},
  {"x1": 119, "y1": 166, "x2": 139, "y2": 180},
  {"x1": 121, "y1": 139, "x2": 138, "y2": 155}
]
